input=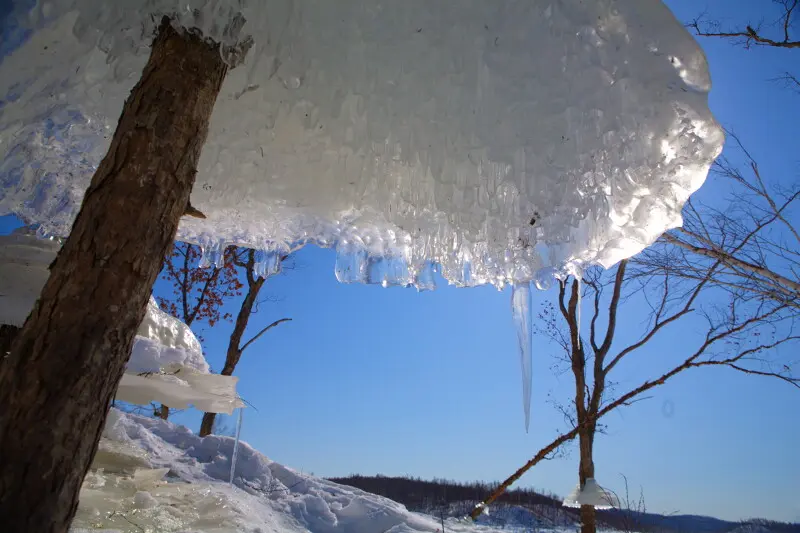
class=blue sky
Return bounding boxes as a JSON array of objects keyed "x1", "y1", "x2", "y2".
[{"x1": 1, "y1": 0, "x2": 799, "y2": 523}]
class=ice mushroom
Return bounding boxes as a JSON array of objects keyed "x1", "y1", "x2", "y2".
[
  {"x1": 562, "y1": 478, "x2": 619, "y2": 510},
  {"x1": 0, "y1": 226, "x2": 243, "y2": 414},
  {"x1": 117, "y1": 297, "x2": 245, "y2": 416},
  {"x1": 0, "y1": 0, "x2": 723, "y2": 288},
  {"x1": 0, "y1": 0, "x2": 724, "y2": 433}
]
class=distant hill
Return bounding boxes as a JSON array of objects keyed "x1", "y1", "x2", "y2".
[{"x1": 328, "y1": 475, "x2": 800, "y2": 533}]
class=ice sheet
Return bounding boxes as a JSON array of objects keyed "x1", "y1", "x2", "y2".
[{"x1": 0, "y1": 0, "x2": 723, "y2": 288}]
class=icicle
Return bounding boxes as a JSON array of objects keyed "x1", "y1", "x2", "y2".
[
  {"x1": 511, "y1": 282, "x2": 533, "y2": 432},
  {"x1": 254, "y1": 249, "x2": 281, "y2": 280},
  {"x1": 413, "y1": 261, "x2": 437, "y2": 291},
  {"x1": 576, "y1": 276, "x2": 582, "y2": 349},
  {"x1": 229, "y1": 407, "x2": 243, "y2": 486},
  {"x1": 199, "y1": 239, "x2": 225, "y2": 269},
  {"x1": 334, "y1": 242, "x2": 368, "y2": 283}
]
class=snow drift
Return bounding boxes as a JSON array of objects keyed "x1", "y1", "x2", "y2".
[{"x1": 70, "y1": 408, "x2": 505, "y2": 533}]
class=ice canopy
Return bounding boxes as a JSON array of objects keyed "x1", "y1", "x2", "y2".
[
  {"x1": 0, "y1": 1, "x2": 723, "y2": 431},
  {"x1": 0, "y1": 0, "x2": 723, "y2": 289}
]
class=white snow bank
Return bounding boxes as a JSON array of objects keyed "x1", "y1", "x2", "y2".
[
  {"x1": 0, "y1": 0, "x2": 724, "y2": 288},
  {"x1": 71, "y1": 409, "x2": 505, "y2": 533}
]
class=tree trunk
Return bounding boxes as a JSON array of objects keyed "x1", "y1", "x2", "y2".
[
  {"x1": 199, "y1": 257, "x2": 265, "y2": 437},
  {"x1": 0, "y1": 324, "x2": 19, "y2": 361},
  {"x1": 578, "y1": 424, "x2": 597, "y2": 533},
  {"x1": 0, "y1": 18, "x2": 227, "y2": 533},
  {"x1": 156, "y1": 404, "x2": 170, "y2": 420}
]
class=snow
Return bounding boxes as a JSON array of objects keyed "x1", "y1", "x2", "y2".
[
  {"x1": 70, "y1": 408, "x2": 514, "y2": 533},
  {"x1": 0, "y1": 0, "x2": 724, "y2": 288}
]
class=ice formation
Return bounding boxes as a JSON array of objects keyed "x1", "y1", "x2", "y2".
[
  {"x1": 0, "y1": 0, "x2": 723, "y2": 289},
  {"x1": 0, "y1": 226, "x2": 242, "y2": 413},
  {"x1": 72, "y1": 408, "x2": 505, "y2": 533},
  {"x1": 511, "y1": 283, "x2": 533, "y2": 432},
  {"x1": 562, "y1": 478, "x2": 618, "y2": 510},
  {"x1": 118, "y1": 297, "x2": 245, "y2": 415},
  {"x1": 0, "y1": 225, "x2": 61, "y2": 326}
]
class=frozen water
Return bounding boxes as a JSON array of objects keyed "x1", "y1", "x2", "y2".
[
  {"x1": 121, "y1": 300, "x2": 245, "y2": 413},
  {"x1": 0, "y1": 229, "x2": 243, "y2": 412},
  {"x1": 230, "y1": 407, "x2": 243, "y2": 485},
  {"x1": 0, "y1": 225, "x2": 61, "y2": 326},
  {"x1": 562, "y1": 478, "x2": 618, "y2": 510},
  {"x1": 511, "y1": 283, "x2": 533, "y2": 432},
  {"x1": 130, "y1": 297, "x2": 208, "y2": 374},
  {"x1": 0, "y1": 0, "x2": 724, "y2": 288}
]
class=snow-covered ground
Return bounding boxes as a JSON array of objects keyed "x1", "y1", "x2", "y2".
[{"x1": 70, "y1": 409, "x2": 541, "y2": 533}]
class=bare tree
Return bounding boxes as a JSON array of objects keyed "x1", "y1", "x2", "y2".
[
  {"x1": 470, "y1": 252, "x2": 798, "y2": 523},
  {"x1": 518, "y1": 251, "x2": 798, "y2": 533},
  {"x1": 606, "y1": 475, "x2": 647, "y2": 533},
  {"x1": 155, "y1": 243, "x2": 292, "y2": 430},
  {"x1": 687, "y1": 0, "x2": 799, "y2": 50},
  {"x1": 469, "y1": 4, "x2": 800, "y2": 523},
  {"x1": 197, "y1": 248, "x2": 292, "y2": 437},
  {"x1": 154, "y1": 243, "x2": 246, "y2": 419}
]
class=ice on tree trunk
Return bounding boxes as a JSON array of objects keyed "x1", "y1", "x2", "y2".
[
  {"x1": 562, "y1": 478, "x2": 619, "y2": 509},
  {"x1": 511, "y1": 282, "x2": 533, "y2": 432},
  {"x1": 0, "y1": 0, "x2": 723, "y2": 289},
  {"x1": 0, "y1": 227, "x2": 243, "y2": 414}
]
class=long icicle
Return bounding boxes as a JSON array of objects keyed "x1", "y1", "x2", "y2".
[
  {"x1": 576, "y1": 276, "x2": 582, "y2": 349},
  {"x1": 229, "y1": 407, "x2": 244, "y2": 486},
  {"x1": 511, "y1": 282, "x2": 533, "y2": 432}
]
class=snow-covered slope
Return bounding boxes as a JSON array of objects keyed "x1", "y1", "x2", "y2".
[{"x1": 70, "y1": 409, "x2": 509, "y2": 533}]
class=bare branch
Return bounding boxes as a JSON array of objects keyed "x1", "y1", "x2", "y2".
[
  {"x1": 239, "y1": 318, "x2": 292, "y2": 354},
  {"x1": 664, "y1": 232, "x2": 800, "y2": 298},
  {"x1": 597, "y1": 260, "x2": 627, "y2": 357},
  {"x1": 688, "y1": 2, "x2": 800, "y2": 49}
]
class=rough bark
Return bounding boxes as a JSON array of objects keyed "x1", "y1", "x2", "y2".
[
  {"x1": 156, "y1": 405, "x2": 170, "y2": 420},
  {"x1": 578, "y1": 424, "x2": 597, "y2": 533},
  {"x1": 0, "y1": 18, "x2": 227, "y2": 533}
]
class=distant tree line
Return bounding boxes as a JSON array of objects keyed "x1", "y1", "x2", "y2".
[
  {"x1": 328, "y1": 475, "x2": 800, "y2": 533},
  {"x1": 329, "y1": 473, "x2": 562, "y2": 512}
]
